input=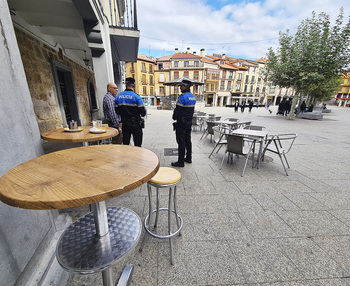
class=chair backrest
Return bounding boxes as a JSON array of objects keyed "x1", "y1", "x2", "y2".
[
  {"x1": 213, "y1": 126, "x2": 229, "y2": 143},
  {"x1": 225, "y1": 118, "x2": 239, "y2": 123},
  {"x1": 274, "y1": 133, "x2": 297, "y2": 154},
  {"x1": 215, "y1": 116, "x2": 221, "y2": 121},
  {"x1": 243, "y1": 125, "x2": 266, "y2": 131},
  {"x1": 212, "y1": 126, "x2": 221, "y2": 143},
  {"x1": 207, "y1": 121, "x2": 217, "y2": 135},
  {"x1": 227, "y1": 134, "x2": 249, "y2": 155}
]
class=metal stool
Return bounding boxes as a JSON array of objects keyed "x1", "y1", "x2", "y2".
[{"x1": 139, "y1": 167, "x2": 183, "y2": 265}]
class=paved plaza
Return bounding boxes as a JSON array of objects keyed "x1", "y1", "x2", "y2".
[{"x1": 61, "y1": 104, "x2": 350, "y2": 286}]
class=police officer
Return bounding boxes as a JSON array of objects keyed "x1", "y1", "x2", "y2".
[
  {"x1": 115, "y1": 77, "x2": 146, "y2": 147},
  {"x1": 171, "y1": 79, "x2": 196, "y2": 167}
]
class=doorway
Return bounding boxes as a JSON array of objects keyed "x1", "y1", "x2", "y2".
[
  {"x1": 88, "y1": 80, "x2": 99, "y2": 120},
  {"x1": 51, "y1": 60, "x2": 81, "y2": 126}
]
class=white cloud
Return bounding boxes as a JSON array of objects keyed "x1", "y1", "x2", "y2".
[{"x1": 137, "y1": 0, "x2": 350, "y2": 60}]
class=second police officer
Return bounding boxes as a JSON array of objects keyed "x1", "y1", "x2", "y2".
[
  {"x1": 171, "y1": 79, "x2": 196, "y2": 167},
  {"x1": 115, "y1": 77, "x2": 146, "y2": 147}
]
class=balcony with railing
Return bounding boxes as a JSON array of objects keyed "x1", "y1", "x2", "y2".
[{"x1": 107, "y1": 0, "x2": 140, "y2": 62}]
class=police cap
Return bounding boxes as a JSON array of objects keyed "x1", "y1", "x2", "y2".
[
  {"x1": 180, "y1": 79, "x2": 192, "y2": 86},
  {"x1": 125, "y1": 77, "x2": 135, "y2": 85}
]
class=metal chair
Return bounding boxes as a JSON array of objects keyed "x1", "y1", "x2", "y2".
[
  {"x1": 200, "y1": 121, "x2": 217, "y2": 142},
  {"x1": 192, "y1": 116, "x2": 200, "y2": 131},
  {"x1": 224, "y1": 118, "x2": 240, "y2": 123},
  {"x1": 262, "y1": 133, "x2": 298, "y2": 176},
  {"x1": 243, "y1": 125, "x2": 266, "y2": 131},
  {"x1": 208, "y1": 125, "x2": 229, "y2": 158},
  {"x1": 219, "y1": 134, "x2": 255, "y2": 176}
]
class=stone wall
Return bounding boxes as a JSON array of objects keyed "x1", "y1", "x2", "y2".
[{"x1": 14, "y1": 28, "x2": 96, "y2": 132}]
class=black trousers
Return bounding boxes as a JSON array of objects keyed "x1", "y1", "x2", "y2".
[
  {"x1": 122, "y1": 122, "x2": 143, "y2": 147},
  {"x1": 175, "y1": 121, "x2": 192, "y2": 163}
]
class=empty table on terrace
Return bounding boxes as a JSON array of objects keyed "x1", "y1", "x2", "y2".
[
  {"x1": 41, "y1": 126, "x2": 118, "y2": 146},
  {"x1": 215, "y1": 120, "x2": 252, "y2": 130},
  {"x1": 0, "y1": 145, "x2": 159, "y2": 286},
  {"x1": 230, "y1": 128, "x2": 268, "y2": 168}
]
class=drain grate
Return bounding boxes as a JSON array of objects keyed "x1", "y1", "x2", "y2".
[{"x1": 164, "y1": 148, "x2": 178, "y2": 156}]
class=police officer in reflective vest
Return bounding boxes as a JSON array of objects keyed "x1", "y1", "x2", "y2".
[
  {"x1": 115, "y1": 77, "x2": 146, "y2": 147},
  {"x1": 171, "y1": 79, "x2": 196, "y2": 167}
]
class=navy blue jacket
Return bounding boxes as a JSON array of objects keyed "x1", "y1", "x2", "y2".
[
  {"x1": 172, "y1": 91, "x2": 196, "y2": 124},
  {"x1": 115, "y1": 89, "x2": 146, "y2": 123}
]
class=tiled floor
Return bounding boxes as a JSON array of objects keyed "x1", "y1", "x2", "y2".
[{"x1": 60, "y1": 105, "x2": 350, "y2": 286}]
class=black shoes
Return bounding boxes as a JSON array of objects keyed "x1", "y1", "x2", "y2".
[
  {"x1": 171, "y1": 159, "x2": 192, "y2": 167},
  {"x1": 171, "y1": 161, "x2": 184, "y2": 167}
]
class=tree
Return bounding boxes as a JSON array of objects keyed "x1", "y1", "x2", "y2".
[{"x1": 264, "y1": 8, "x2": 350, "y2": 118}]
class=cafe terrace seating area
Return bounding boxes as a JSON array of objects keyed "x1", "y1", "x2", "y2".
[
  {"x1": 195, "y1": 110, "x2": 297, "y2": 176},
  {"x1": 47, "y1": 105, "x2": 349, "y2": 286}
]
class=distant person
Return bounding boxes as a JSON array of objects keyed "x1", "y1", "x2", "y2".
[
  {"x1": 171, "y1": 79, "x2": 196, "y2": 167},
  {"x1": 234, "y1": 101, "x2": 239, "y2": 112},
  {"x1": 248, "y1": 100, "x2": 253, "y2": 112},
  {"x1": 300, "y1": 100, "x2": 307, "y2": 113},
  {"x1": 284, "y1": 99, "x2": 292, "y2": 116},
  {"x1": 103, "y1": 82, "x2": 122, "y2": 144},
  {"x1": 278, "y1": 99, "x2": 286, "y2": 115},
  {"x1": 241, "y1": 100, "x2": 246, "y2": 113},
  {"x1": 307, "y1": 103, "x2": 314, "y2": 112},
  {"x1": 266, "y1": 100, "x2": 272, "y2": 114},
  {"x1": 115, "y1": 77, "x2": 146, "y2": 147}
]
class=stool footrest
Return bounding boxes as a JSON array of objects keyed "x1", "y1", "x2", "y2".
[{"x1": 144, "y1": 208, "x2": 183, "y2": 239}]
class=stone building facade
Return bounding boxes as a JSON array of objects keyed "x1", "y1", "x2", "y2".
[{"x1": 15, "y1": 28, "x2": 96, "y2": 132}]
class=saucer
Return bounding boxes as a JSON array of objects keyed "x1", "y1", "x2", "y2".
[
  {"x1": 64, "y1": 127, "x2": 83, "y2": 132},
  {"x1": 90, "y1": 128, "x2": 107, "y2": 134}
]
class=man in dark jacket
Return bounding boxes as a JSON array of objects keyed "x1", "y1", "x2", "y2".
[
  {"x1": 115, "y1": 77, "x2": 146, "y2": 147},
  {"x1": 171, "y1": 79, "x2": 196, "y2": 167}
]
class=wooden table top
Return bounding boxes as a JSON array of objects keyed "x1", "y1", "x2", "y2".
[
  {"x1": 0, "y1": 145, "x2": 159, "y2": 210},
  {"x1": 41, "y1": 126, "x2": 118, "y2": 143}
]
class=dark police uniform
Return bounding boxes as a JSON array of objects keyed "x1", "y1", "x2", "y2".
[
  {"x1": 172, "y1": 89, "x2": 196, "y2": 166},
  {"x1": 115, "y1": 87, "x2": 146, "y2": 147}
]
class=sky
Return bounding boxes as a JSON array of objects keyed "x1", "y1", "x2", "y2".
[{"x1": 136, "y1": 0, "x2": 350, "y2": 60}]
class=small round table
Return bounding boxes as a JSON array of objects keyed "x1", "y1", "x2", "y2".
[
  {"x1": 0, "y1": 145, "x2": 159, "y2": 286},
  {"x1": 41, "y1": 126, "x2": 118, "y2": 146}
]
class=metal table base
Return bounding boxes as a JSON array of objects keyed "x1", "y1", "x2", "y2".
[{"x1": 56, "y1": 205, "x2": 141, "y2": 286}]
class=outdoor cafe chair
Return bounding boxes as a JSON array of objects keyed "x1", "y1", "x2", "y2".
[
  {"x1": 192, "y1": 116, "x2": 201, "y2": 132},
  {"x1": 200, "y1": 121, "x2": 217, "y2": 142},
  {"x1": 241, "y1": 125, "x2": 268, "y2": 166},
  {"x1": 224, "y1": 118, "x2": 240, "y2": 123},
  {"x1": 262, "y1": 133, "x2": 298, "y2": 176},
  {"x1": 219, "y1": 134, "x2": 255, "y2": 177},
  {"x1": 243, "y1": 125, "x2": 266, "y2": 131},
  {"x1": 208, "y1": 125, "x2": 229, "y2": 158}
]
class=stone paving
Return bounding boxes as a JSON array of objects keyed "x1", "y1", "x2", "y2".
[{"x1": 63, "y1": 104, "x2": 350, "y2": 286}]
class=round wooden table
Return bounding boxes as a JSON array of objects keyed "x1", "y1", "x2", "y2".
[
  {"x1": 41, "y1": 126, "x2": 118, "y2": 146},
  {"x1": 0, "y1": 145, "x2": 159, "y2": 285}
]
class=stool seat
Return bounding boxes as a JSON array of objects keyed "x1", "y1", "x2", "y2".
[{"x1": 150, "y1": 167, "x2": 181, "y2": 185}]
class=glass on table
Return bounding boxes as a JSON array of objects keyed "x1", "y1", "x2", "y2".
[{"x1": 96, "y1": 120, "x2": 102, "y2": 129}]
